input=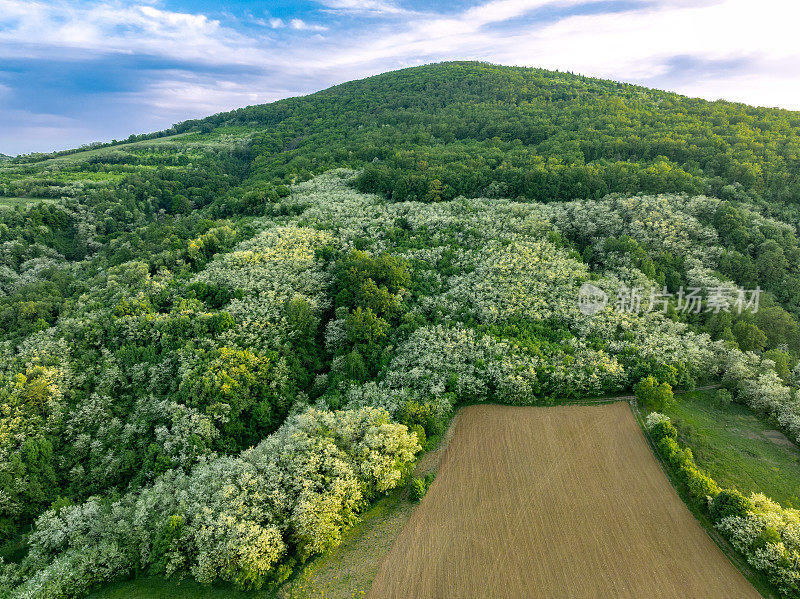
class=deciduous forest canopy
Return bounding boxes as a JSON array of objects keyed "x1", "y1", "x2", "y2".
[{"x1": 3, "y1": 62, "x2": 800, "y2": 598}]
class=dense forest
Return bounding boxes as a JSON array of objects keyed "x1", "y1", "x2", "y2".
[{"x1": 3, "y1": 62, "x2": 800, "y2": 597}]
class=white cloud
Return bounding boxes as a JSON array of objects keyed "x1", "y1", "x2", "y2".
[
  {"x1": 269, "y1": 17, "x2": 285, "y2": 29},
  {"x1": 462, "y1": 0, "x2": 608, "y2": 28},
  {"x1": 479, "y1": 0, "x2": 800, "y2": 107},
  {"x1": 290, "y1": 18, "x2": 329, "y2": 31},
  {"x1": 0, "y1": 0, "x2": 265, "y2": 65},
  {"x1": 137, "y1": 78, "x2": 266, "y2": 114},
  {"x1": 314, "y1": 0, "x2": 406, "y2": 15}
]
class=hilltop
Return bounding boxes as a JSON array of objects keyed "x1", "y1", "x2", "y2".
[{"x1": 9, "y1": 62, "x2": 800, "y2": 210}]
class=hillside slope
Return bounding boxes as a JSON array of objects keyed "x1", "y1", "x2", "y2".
[
  {"x1": 3, "y1": 63, "x2": 800, "y2": 598},
  {"x1": 189, "y1": 62, "x2": 800, "y2": 209}
]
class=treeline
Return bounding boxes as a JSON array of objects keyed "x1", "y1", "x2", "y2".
[
  {"x1": 648, "y1": 413, "x2": 800, "y2": 597},
  {"x1": 2, "y1": 408, "x2": 420, "y2": 597}
]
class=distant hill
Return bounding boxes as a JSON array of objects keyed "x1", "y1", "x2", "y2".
[
  {"x1": 198, "y1": 61, "x2": 800, "y2": 208},
  {"x1": 0, "y1": 153, "x2": 12, "y2": 161},
  {"x1": 12, "y1": 62, "x2": 800, "y2": 210}
]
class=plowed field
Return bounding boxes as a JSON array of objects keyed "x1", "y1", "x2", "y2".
[{"x1": 368, "y1": 403, "x2": 761, "y2": 599}]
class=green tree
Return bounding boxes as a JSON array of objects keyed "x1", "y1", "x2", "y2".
[
  {"x1": 764, "y1": 349, "x2": 791, "y2": 383},
  {"x1": 345, "y1": 307, "x2": 389, "y2": 346},
  {"x1": 755, "y1": 241, "x2": 788, "y2": 290},
  {"x1": 732, "y1": 321, "x2": 767, "y2": 352},
  {"x1": 709, "y1": 489, "x2": 754, "y2": 523},
  {"x1": 634, "y1": 376, "x2": 674, "y2": 412}
]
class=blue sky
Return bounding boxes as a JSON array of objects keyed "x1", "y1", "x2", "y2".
[{"x1": 1, "y1": 0, "x2": 799, "y2": 155}]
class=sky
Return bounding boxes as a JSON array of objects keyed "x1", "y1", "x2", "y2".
[{"x1": 1, "y1": 0, "x2": 799, "y2": 155}]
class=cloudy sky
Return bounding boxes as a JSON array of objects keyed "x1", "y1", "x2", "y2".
[{"x1": 1, "y1": 0, "x2": 798, "y2": 155}]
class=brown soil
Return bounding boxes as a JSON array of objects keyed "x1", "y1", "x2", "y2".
[{"x1": 368, "y1": 402, "x2": 762, "y2": 599}]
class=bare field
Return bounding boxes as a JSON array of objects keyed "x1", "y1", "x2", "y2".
[{"x1": 368, "y1": 403, "x2": 761, "y2": 599}]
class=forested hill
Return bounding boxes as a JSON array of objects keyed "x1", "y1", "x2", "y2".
[
  {"x1": 12, "y1": 62, "x2": 800, "y2": 211},
  {"x1": 5, "y1": 62, "x2": 800, "y2": 598},
  {"x1": 239, "y1": 62, "x2": 800, "y2": 210}
]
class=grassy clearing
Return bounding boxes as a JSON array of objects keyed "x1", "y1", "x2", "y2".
[{"x1": 664, "y1": 390, "x2": 800, "y2": 507}]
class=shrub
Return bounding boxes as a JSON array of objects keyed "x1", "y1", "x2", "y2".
[
  {"x1": 650, "y1": 420, "x2": 678, "y2": 443},
  {"x1": 409, "y1": 478, "x2": 427, "y2": 502},
  {"x1": 409, "y1": 473, "x2": 435, "y2": 502},
  {"x1": 645, "y1": 412, "x2": 671, "y2": 430},
  {"x1": 656, "y1": 435, "x2": 694, "y2": 471},
  {"x1": 656, "y1": 435, "x2": 679, "y2": 460},
  {"x1": 753, "y1": 526, "x2": 782, "y2": 551},
  {"x1": 713, "y1": 388, "x2": 733, "y2": 407},
  {"x1": 710, "y1": 489, "x2": 754, "y2": 523},
  {"x1": 682, "y1": 465, "x2": 721, "y2": 505},
  {"x1": 398, "y1": 399, "x2": 448, "y2": 438},
  {"x1": 409, "y1": 424, "x2": 427, "y2": 450}
]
